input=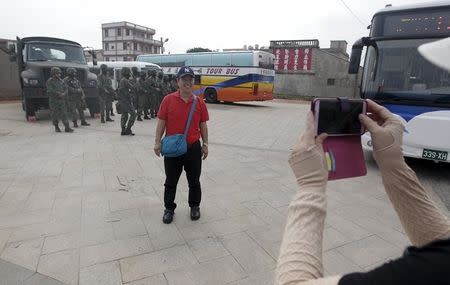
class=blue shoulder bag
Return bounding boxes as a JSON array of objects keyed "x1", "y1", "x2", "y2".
[{"x1": 161, "y1": 96, "x2": 198, "y2": 157}]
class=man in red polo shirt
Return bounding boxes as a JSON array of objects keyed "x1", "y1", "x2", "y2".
[{"x1": 154, "y1": 66, "x2": 209, "y2": 224}]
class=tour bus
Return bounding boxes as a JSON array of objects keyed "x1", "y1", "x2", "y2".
[
  {"x1": 88, "y1": 61, "x2": 161, "y2": 90},
  {"x1": 349, "y1": 2, "x2": 450, "y2": 162},
  {"x1": 136, "y1": 51, "x2": 275, "y2": 103}
]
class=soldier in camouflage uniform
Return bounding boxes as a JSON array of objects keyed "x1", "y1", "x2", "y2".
[
  {"x1": 130, "y1": 67, "x2": 139, "y2": 110},
  {"x1": 163, "y1": 75, "x2": 171, "y2": 97},
  {"x1": 108, "y1": 69, "x2": 116, "y2": 117},
  {"x1": 146, "y1": 69, "x2": 158, "y2": 118},
  {"x1": 155, "y1": 71, "x2": 165, "y2": 115},
  {"x1": 97, "y1": 64, "x2": 114, "y2": 123},
  {"x1": 118, "y1": 67, "x2": 136, "y2": 136},
  {"x1": 64, "y1": 68, "x2": 90, "y2": 128},
  {"x1": 46, "y1": 67, "x2": 73, "y2": 133},
  {"x1": 168, "y1": 74, "x2": 178, "y2": 92},
  {"x1": 136, "y1": 71, "x2": 150, "y2": 121}
]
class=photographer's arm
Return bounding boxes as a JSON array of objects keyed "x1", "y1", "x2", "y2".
[
  {"x1": 276, "y1": 113, "x2": 341, "y2": 285},
  {"x1": 360, "y1": 100, "x2": 450, "y2": 247}
]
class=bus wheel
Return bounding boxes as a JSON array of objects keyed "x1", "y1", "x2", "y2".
[{"x1": 204, "y1": 88, "x2": 218, "y2": 103}]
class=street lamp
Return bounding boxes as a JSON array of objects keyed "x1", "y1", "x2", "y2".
[{"x1": 160, "y1": 37, "x2": 169, "y2": 54}]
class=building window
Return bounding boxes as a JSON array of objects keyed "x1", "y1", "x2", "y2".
[
  {"x1": 104, "y1": 29, "x2": 109, "y2": 37},
  {"x1": 111, "y1": 45, "x2": 115, "y2": 50},
  {"x1": 134, "y1": 43, "x2": 138, "y2": 51},
  {"x1": 126, "y1": 29, "x2": 130, "y2": 36},
  {"x1": 123, "y1": 42, "x2": 127, "y2": 50},
  {"x1": 117, "y1": 28, "x2": 122, "y2": 36},
  {"x1": 104, "y1": 43, "x2": 109, "y2": 51},
  {"x1": 123, "y1": 57, "x2": 127, "y2": 61},
  {"x1": 105, "y1": 57, "x2": 109, "y2": 62},
  {"x1": 327, "y1": 78, "x2": 335, "y2": 86}
]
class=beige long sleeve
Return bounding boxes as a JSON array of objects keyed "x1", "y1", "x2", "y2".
[{"x1": 275, "y1": 146, "x2": 342, "y2": 285}]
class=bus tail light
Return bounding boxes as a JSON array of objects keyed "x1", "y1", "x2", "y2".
[{"x1": 252, "y1": 83, "x2": 259, "y2": 95}]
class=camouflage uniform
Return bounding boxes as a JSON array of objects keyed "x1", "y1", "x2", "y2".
[
  {"x1": 168, "y1": 75, "x2": 178, "y2": 92},
  {"x1": 146, "y1": 69, "x2": 158, "y2": 118},
  {"x1": 163, "y1": 75, "x2": 171, "y2": 97},
  {"x1": 118, "y1": 67, "x2": 136, "y2": 136},
  {"x1": 46, "y1": 67, "x2": 73, "y2": 133},
  {"x1": 130, "y1": 67, "x2": 139, "y2": 109},
  {"x1": 108, "y1": 70, "x2": 116, "y2": 117},
  {"x1": 64, "y1": 68, "x2": 90, "y2": 128},
  {"x1": 155, "y1": 71, "x2": 165, "y2": 115},
  {"x1": 136, "y1": 71, "x2": 150, "y2": 121},
  {"x1": 97, "y1": 64, "x2": 114, "y2": 123}
]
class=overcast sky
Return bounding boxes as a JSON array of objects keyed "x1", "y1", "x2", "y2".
[{"x1": 0, "y1": 0, "x2": 435, "y2": 54}]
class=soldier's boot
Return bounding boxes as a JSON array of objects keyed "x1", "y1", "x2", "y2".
[
  {"x1": 73, "y1": 121, "x2": 79, "y2": 128},
  {"x1": 81, "y1": 120, "x2": 90, "y2": 126},
  {"x1": 121, "y1": 126, "x2": 127, "y2": 136},
  {"x1": 143, "y1": 112, "x2": 150, "y2": 120},
  {"x1": 101, "y1": 115, "x2": 105, "y2": 124},
  {"x1": 110, "y1": 110, "x2": 115, "y2": 116},
  {"x1": 137, "y1": 115, "x2": 143, "y2": 121},
  {"x1": 106, "y1": 116, "x2": 114, "y2": 122},
  {"x1": 125, "y1": 128, "x2": 135, "y2": 136},
  {"x1": 150, "y1": 111, "x2": 155, "y2": 118},
  {"x1": 64, "y1": 125, "x2": 74, "y2": 133},
  {"x1": 54, "y1": 124, "x2": 61, "y2": 133}
]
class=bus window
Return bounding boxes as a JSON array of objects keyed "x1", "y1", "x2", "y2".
[
  {"x1": 176, "y1": 55, "x2": 193, "y2": 66},
  {"x1": 192, "y1": 54, "x2": 211, "y2": 66},
  {"x1": 231, "y1": 53, "x2": 252, "y2": 67},
  {"x1": 211, "y1": 53, "x2": 231, "y2": 66}
]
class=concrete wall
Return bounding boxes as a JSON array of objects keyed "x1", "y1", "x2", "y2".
[
  {"x1": 274, "y1": 48, "x2": 361, "y2": 98},
  {"x1": 0, "y1": 52, "x2": 20, "y2": 100}
]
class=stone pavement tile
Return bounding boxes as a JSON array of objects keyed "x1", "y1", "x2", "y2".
[
  {"x1": 119, "y1": 245, "x2": 198, "y2": 283},
  {"x1": 140, "y1": 208, "x2": 185, "y2": 250},
  {"x1": 325, "y1": 214, "x2": 372, "y2": 242},
  {"x1": 43, "y1": 232, "x2": 79, "y2": 255},
  {"x1": 80, "y1": 236, "x2": 153, "y2": 268},
  {"x1": 0, "y1": 209, "x2": 51, "y2": 229},
  {"x1": 0, "y1": 185, "x2": 32, "y2": 208},
  {"x1": 228, "y1": 270, "x2": 275, "y2": 285},
  {"x1": 125, "y1": 274, "x2": 167, "y2": 285},
  {"x1": 108, "y1": 209, "x2": 148, "y2": 240},
  {"x1": 0, "y1": 259, "x2": 35, "y2": 285},
  {"x1": 37, "y1": 249, "x2": 79, "y2": 285},
  {"x1": 323, "y1": 249, "x2": 363, "y2": 276},
  {"x1": 259, "y1": 190, "x2": 293, "y2": 209},
  {"x1": 187, "y1": 237, "x2": 230, "y2": 262},
  {"x1": 246, "y1": 226, "x2": 284, "y2": 260},
  {"x1": 221, "y1": 232, "x2": 276, "y2": 274},
  {"x1": 323, "y1": 227, "x2": 354, "y2": 251},
  {"x1": 242, "y1": 199, "x2": 286, "y2": 227},
  {"x1": 109, "y1": 196, "x2": 160, "y2": 212},
  {"x1": 9, "y1": 219, "x2": 79, "y2": 243},
  {"x1": 79, "y1": 261, "x2": 122, "y2": 285},
  {"x1": 163, "y1": 255, "x2": 247, "y2": 285},
  {"x1": 336, "y1": 235, "x2": 403, "y2": 268},
  {"x1": 24, "y1": 273, "x2": 67, "y2": 285},
  {"x1": 208, "y1": 214, "x2": 268, "y2": 237},
  {"x1": 178, "y1": 223, "x2": 216, "y2": 242},
  {"x1": 1, "y1": 237, "x2": 44, "y2": 271},
  {"x1": 0, "y1": 229, "x2": 11, "y2": 254}
]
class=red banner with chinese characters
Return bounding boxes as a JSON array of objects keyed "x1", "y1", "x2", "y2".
[{"x1": 273, "y1": 48, "x2": 312, "y2": 71}]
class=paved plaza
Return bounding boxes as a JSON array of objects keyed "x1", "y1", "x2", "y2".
[{"x1": 0, "y1": 100, "x2": 449, "y2": 285}]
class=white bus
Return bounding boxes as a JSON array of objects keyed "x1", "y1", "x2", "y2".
[
  {"x1": 349, "y1": 2, "x2": 450, "y2": 162},
  {"x1": 136, "y1": 51, "x2": 275, "y2": 103},
  {"x1": 88, "y1": 61, "x2": 161, "y2": 90}
]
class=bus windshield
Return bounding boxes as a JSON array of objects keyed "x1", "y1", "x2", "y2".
[
  {"x1": 362, "y1": 38, "x2": 450, "y2": 105},
  {"x1": 27, "y1": 42, "x2": 86, "y2": 64}
]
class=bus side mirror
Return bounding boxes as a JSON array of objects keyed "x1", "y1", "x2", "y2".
[{"x1": 349, "y1": 38, "x2": 364, "y2": 74}]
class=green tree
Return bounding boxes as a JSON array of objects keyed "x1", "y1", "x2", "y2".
[{"x1": 186, "y1": 47, "x2": 212, "y2": 53}]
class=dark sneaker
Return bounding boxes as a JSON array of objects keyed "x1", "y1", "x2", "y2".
[
  {"x1": 81, "y1": 121, "x2": 90, "y2": 126},
  {"x1": 190, "y1": 206, "x2": 200, "y2": 221},
  {"x1": 106, "y1": 118, "x2": 114, "y2": 122},
  {"x1": 162, "y1": 210, "x2": 174, "y2": 224},
  {"x1": 125, "y1": 129, "x2": 135, "y2": 136},
  {"x1": 101, "y1": 118, "x2": 105, "y2": 123},
  {"x1": 144, "y1": 115, "x2": 151, "y2": 120},
  {"x1": 65, "y1": 126, "x2": 74, "y2": 133},
  {"x1": 137, "y1": 116, "x2": 143, "y2": 121},
  {"x1": 73, "y1": 121, "x2": 79, "y2": 128},
  {"x1": 55, "y1": 125, "x2": 61, "y2": 133}
]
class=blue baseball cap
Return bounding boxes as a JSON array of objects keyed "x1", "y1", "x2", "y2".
[{"x1": 177, "y1": 66, "x2": 195, "y2": 78}]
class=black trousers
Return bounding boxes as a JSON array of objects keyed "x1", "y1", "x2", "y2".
[{"x1": 164, "y1": 141, "x2": 202, "y2": 211}]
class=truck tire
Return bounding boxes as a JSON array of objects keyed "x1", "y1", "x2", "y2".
[
  {"x1": 204, "y1": 88, "x2": 218, "y2": 103},
  {"x1": 24, "y1": 99, "x2": 36, "y2": 121}
]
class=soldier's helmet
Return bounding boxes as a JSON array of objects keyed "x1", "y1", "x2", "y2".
[
  {"x1": 100, "y1": 64, "x2": 108, "y2": 73},
  {"x1": 140, "y1": 71, "x2": 147, "y2": 79},
  {"x1": 50, "y1": 67, "x2": 62, "y2": 76},
  {"x1": 148, "y1": 69, "x2": 157, "y2": 77},
  {"x1": 121, "y1": 67, "x2": 131, "y2": 77},
  {"x1": 157, "y1": 71, "x2": 164, "y2": 79},
  {"x1": 163, "y1": 75, "x2": 169, "y2": 82},
  {"x1": 131, "y1": 66, "x2": 139, "y2": 76},
  {"x1": 66, "y1": 68, "x2": 77, "y2": 76}
]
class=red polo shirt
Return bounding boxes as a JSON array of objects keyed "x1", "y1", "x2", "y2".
[{"x1": 158, "y1": 91, "x2": 209, "y2": 144}]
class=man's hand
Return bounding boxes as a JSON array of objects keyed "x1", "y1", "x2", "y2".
[
  {"x1": 154, "y1": 142, "x2": 161, "y2": 157},
  {"x1": 201, "y1": 144, "x2": 208, "y2": 160}
]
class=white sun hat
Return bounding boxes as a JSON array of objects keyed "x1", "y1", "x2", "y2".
[{"x1": 418, "y1": 37, "x2": 450, "y2": 72}]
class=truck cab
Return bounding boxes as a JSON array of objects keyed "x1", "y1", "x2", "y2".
[{"x1": 13, "y1": 37, "x2": 99, "y2": 120}]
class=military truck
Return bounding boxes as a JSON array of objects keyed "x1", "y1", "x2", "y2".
[{"x1": 8, "y1": 37, "x2": 99, "y2": 120}]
